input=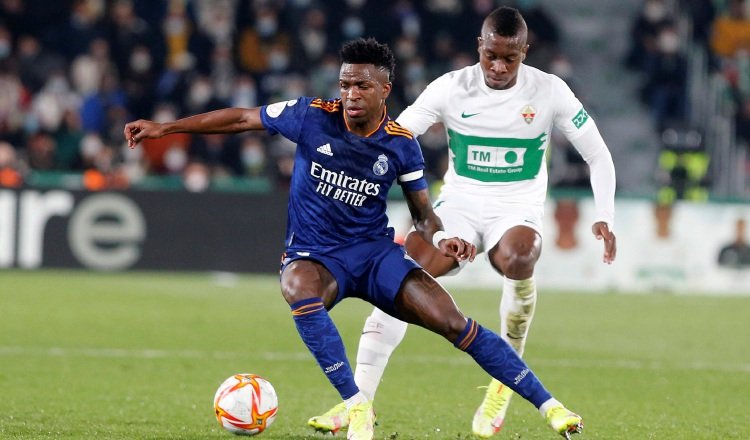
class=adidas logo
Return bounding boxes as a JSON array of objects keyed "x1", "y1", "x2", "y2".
[{"x1": 316, "y1": 143, "x2": 333, "y2": 156}]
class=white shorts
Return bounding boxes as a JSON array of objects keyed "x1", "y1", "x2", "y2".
[{"x1": 432, "y1": 188, "x2": 544, "y2": 273}]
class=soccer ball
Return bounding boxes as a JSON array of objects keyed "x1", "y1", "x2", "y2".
[{"x1": 213, "y1": 373, "x2": 279, "y2": 436}]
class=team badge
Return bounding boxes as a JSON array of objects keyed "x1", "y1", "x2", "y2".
[
  {"x1": 373, "y1": 154, "x2": 389, "y2": 176},
  {"x1": 521, "y1": 105, "x2": 536, "y2": 124}
]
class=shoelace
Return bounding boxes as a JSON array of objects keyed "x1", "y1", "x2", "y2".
[{"x1": 481, "y1": 385, "x2": 508, "y2": 416}]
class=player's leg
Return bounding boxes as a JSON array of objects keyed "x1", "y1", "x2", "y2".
[
  {"x1": 489, "y1": 225, "x2": 542, "y2": 356},
  {"x1": 311, "y1": 204, "x2": 473, "y2": 428},
  {"x1": 352, "y1": 231, "x2": 458, "y2": 400},
  {"x1": 471, "y1": 223, "x2": 543, "y2": 437},
  {"x1": 307, "y1": 307, "x2": 405, "y2": 433},
  {"x1": 280, "y1": 259, "x2": 371, "y2": 437},
  {"x1": 307, "y1": 224, "x2": 467, "y2": 433},
  {"x1": 394, "y1": 269, "x2": 582, "y2": 437},
  {"x1": 354, "y1": 307, "x2": 408, "y2": 401}
]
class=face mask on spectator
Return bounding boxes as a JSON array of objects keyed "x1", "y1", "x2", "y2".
[
  {"x1": 130, "y1": 50, "x2": 152, "y2": 73},
  {"x1": 232, "y1": 82, "x2": 257, "y2": 108},
  {"x1": 242, "y1": 144, "x2": 265, "y2": 168},
  {"x1": 184, "y1": 164, "x2": 209, "y2": 192},
  {"x1": 657, "y1": 30, "x2": 680, "y2": 54},
  {"x1": 164, "y1": 146, "x2": 187, "y2": 173},
  {"x1": 81, "y1": 134, "x2": 104, "y2": 159},
  {"x1": 154, "y1": 109, "x2": 177, "y2": 123},
  {"x1": 268, "y1": 50, "x2": 289, "y2": 71},
  {"x1": 189, "y1": 82, "x2": 213, "y2": 107},
  {"x1": 643, "y1": 1, "x2": 667, "y2": 22},
  {"x1": 342, "y1": 17, "x2": 364, "y2": 39},
  {"x1": 257, "y1": 17, "x2": 278, "y2": 37}
]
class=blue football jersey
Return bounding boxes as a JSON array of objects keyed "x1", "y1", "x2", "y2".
[{"x1": 260, "y1": 97, "x2": 427, "y2": 249}]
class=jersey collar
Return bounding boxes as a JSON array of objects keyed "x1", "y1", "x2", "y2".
[{"x1": 343, "y1": 106, "x2": 388, "y2": 138}]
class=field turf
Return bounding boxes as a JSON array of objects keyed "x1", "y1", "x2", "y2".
[{"x1": 1, "y1": 270, "x2": 748, "y2": 439}]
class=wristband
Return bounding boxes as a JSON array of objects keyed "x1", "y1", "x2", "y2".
[{"x1": 431, "y1": 230, "x2": 448, "y2": 248}]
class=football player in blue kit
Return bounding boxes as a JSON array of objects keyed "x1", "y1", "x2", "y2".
[{"x1": 124, "y1": 38, "x2": 582, "y2": 440}]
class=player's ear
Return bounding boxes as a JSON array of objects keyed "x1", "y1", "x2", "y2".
[{"x1": 382, "y1": 81, "x2": 392, "y2": 99}]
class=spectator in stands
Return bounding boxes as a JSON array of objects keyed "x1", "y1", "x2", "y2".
[
  {"x1": 0, "y1": 140, "x2": 23, "y2": 187},
  {"x1": 710, "y1": 0, "x2": 750, "y2": 59},
  {"x1": 624, "y1": 0, "x2": 674, "y2": 71},
  {"x1": 717, "y1": 218, "x2": 750, "y2": 268},
  {"x1": 641, "y1": 24, "x2": 688, "y2": 130}
]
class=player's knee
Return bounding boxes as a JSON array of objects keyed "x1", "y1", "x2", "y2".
[
  {"x1": 499, "y1": 250, "x2": 537, "y2": 278},
  {"x1": 280, "y1": 263, "x2": 324, "y2": 305},
  {"x1": 443, "y1": 315, "x2": 470, "y2": 343}
]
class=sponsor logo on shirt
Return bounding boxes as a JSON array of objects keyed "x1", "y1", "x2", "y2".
[
  {"x1": 310, "y1": 161, "x2": 381, "y2": 207},
  {"x1": 572, "y1": 107, "x2": 589, "y2": 128}
]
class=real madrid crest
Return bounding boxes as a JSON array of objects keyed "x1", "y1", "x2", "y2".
[
  {"x1": 521, "y1": 105, "x2": 536, "y2": 124},
  {"x1": 373, "y1": 154, "x2": 389, "y2": 176}
]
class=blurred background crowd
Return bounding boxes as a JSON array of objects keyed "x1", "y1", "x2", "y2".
[{"x1": 0, "y1": 0, "x2": 747, "y2": 199}]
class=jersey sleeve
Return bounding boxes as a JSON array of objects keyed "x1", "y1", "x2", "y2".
[
  {"x1": 395, "y1": 73, "x2": 450, "y2": 136},
  {"x1": 550, "y1": 75, "x2": 595, "y2": 141},
  {"x1": 397, "y1": 138, "x2": 428, "y2": 192},
  {"x1": 259, "y1": 97, "x2": 313, "y2": 143}
]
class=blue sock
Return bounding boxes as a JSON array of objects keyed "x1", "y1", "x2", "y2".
[
  {"x1": 454, "y1": 318, "x2": 552, "y2": 408},
  {"x1": 291, "y1": 298, "x2": 358, "y2": 400}
]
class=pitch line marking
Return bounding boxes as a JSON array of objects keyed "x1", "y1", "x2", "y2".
[{"x1": 0, "y1": 346, "x2": 748, "y2": 373}]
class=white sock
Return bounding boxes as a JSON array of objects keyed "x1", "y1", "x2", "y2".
[
  {"x1": 500, "y1": 277, "x2": 537, "y2": 356},
  {"x1": 353, "y1": 308, "x2": 408, "y2": 401},
  {"x1": 539, "y1": 398, "x2": 563, "y2": 417},
  {"x1": 344, "y1": 391, "x2": 368, "y2": 409}
]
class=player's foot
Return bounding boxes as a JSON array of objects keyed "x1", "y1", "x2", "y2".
[
  {"x1": 308, "y1": 401, "x2": 349, "y2": 434},
  {"x1": 545, "y1": 405, "x2": 583, "y2": 439},
  {"x1": 346, "y1": 401, "x2": 375, "y2": 440},
  {"x1": 472, "y1": 378, "x2": 514, "y2": 438}
]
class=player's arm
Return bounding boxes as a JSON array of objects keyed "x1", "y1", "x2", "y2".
[
  {"x1": 403, "y1": 188, "x2": 476, "y2": 262},
  {"x1": 395, "y1": 73, "x2": 449, "y2": 135},
  {"x1": 569, "y1": 124, "x2": 617, "y2": 264},
  {"x1": 124, "y1": 107, "x2": 264, "y2": 148}
]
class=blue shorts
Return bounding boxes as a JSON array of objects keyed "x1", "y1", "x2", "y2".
[{"x1": 281, "y1": 237, "x2": 422, "y2": 317}]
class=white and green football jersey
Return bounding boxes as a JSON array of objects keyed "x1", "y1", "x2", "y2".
[{"x1": 397, "y1": 63, "x2": 594, "y2": 206}]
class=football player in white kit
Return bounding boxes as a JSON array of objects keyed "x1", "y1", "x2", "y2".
[{"x1": 309, "y1": 7, "x2": 616, "y2": 438}]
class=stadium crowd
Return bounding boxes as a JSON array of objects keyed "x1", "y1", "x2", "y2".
[{"x1": 0, "y1": 0, "x2": 745, "y2": 195}]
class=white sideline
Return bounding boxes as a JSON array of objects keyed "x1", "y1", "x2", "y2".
[{"x1": 1, "y1": 346, "x2": 748, "y2": 373}]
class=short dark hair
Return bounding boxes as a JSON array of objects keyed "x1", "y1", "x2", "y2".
[
  {"x1": 339, "y1": 37, "x2": 396, "y2": 82},
  {"x1": 485, "y1": 6, "x2": 526, "y2": 38}
]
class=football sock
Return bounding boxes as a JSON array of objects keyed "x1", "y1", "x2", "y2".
[
  {"x1": 539, "y1": 398, "x2": 564, "y2": 417},
  {"x1": 500, "y1": 277, "x2": 537, "y2": 355},
  {"x1": 454, "y1": 318, "x2": 551, "y2": 408},
  {"x1": 344, "y1": 391, "x2": 369, "y2": 409},
  {"x1": 291, "y1": 298, "x2": 358, "y2": 400},
  {"x1": 354, "y1": 308, "x2": 408, "y2": 401}
]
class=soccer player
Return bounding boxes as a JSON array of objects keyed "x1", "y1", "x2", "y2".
[
  {"x1": 310, "y1": 7, "x2": 616, "y2": 439},
  {"x1": 124, "y1": 38, "x2": 583, "y2": 440}
]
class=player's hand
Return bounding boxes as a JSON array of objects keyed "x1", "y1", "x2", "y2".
[
  {"x1": 437, "y1": 237, "x2": 477, "y2": 263},
  {"x1": 124, "y1": 119, "x2": 164, "y2": 149},
  {"x1": 592, "y1": 221, "x2": 616, "y2": 264}
]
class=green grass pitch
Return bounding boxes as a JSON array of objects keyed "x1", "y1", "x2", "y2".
[{"x1": 1, "y1": 270, "x2": 748, "y2": 439}]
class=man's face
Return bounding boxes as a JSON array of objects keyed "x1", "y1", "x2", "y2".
[
  {"x1": 477, "y1": 30, "x2": 528, "y2": 90},
  {"x1": 339, "y1": 63, "x2": 391, "y2": 127}
]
